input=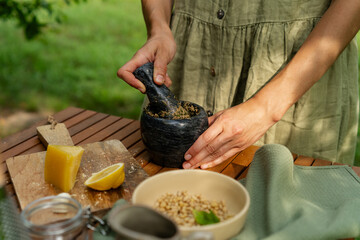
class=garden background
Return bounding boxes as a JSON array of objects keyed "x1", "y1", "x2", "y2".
[{"x1": 0, "y1": 0, "x2": 359, "y2": 165}]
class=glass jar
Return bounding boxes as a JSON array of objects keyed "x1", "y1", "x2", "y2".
[{"x1": 20, "y1": 196, "x2": 88, "y2": 240}]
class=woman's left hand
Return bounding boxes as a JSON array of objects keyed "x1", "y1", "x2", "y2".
[{"x1": 182, "y1": 98, "x2": 277, "y2": 169}]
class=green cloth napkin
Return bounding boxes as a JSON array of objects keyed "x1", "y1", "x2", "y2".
[{"x1": 234, "y1": 144, "x2": 360, "y2": 240}]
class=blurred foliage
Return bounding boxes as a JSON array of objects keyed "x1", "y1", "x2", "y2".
[
  {"x1": 0, "y1": 0, "x2": 85, "y2": 39},
  {"x1": 0, "y1": 0, "x2": 146, "y2": 119}
]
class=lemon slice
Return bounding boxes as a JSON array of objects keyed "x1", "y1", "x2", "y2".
[{"x1": 85, "y1": 163, "x2": 125, "y2": 191}]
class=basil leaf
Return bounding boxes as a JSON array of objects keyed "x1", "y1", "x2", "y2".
[{"x1": 192, "y1": 209, "x2": 220, "y2": 225}]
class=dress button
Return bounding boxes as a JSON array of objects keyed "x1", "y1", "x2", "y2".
[
  {"x1": 217, "y1": 9, "x2": 225, "y2": 19},
  {"x1": 210, "y1": 66, "x2": 216, "y2": 76}
]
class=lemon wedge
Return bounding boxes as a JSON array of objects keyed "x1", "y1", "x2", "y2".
[{"x1": 84, "y1": 163, "x2": 125, "y2": 191}]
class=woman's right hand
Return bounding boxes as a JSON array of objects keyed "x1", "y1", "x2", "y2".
[{"x1": 117, "y1": 28, "x2": 176, "y2": 93}]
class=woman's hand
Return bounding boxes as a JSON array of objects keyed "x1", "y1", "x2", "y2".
[
  {"x1": 117, "y1": 29, "x2": 176, "y2": 93},
  {"x1": 117, "y1": 0, "x2": 175, "y2": 93},
  {"x1": 183, "y1": 98, "x2": 278, "y2": 169}
]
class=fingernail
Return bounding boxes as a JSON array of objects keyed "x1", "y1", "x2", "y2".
[
  {"x1": 155, "y1": 75, "x2": 164, "y2": 84},
  {"x1": 201, "y1": 164, "x2": 208, "y2": 169},
  {"x1": 137, "y1": 87, "x2": 145, "y2": 93},
  {"x1": 184, "y1": 154, "x2": 192, "y2": 160},
  {"x1": 183, "y1": 162, "x2": 191, "y2": 169}
]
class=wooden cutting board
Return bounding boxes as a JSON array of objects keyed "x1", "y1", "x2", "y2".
[{"x1": 6, "y1": 123, "x2": 149, "y2": 213}]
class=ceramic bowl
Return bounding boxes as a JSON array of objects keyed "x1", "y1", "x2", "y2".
[
  {"x1": 132, "y1": 170, "x2": 250, "y2": 240},
  {"x1": 140, "y1": 101, "x2": 208, "y2": 168}
]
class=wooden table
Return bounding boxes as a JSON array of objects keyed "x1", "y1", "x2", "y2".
[{"x1": 1, "y1": 107, "x2": 359, "y2": 238}]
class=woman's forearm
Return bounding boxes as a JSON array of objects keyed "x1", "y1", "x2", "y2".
[
  {"x1": 117, "y1": 0, "x2": 175, "y2": 91},
  {"x1": 141, "y1": 0, "x2": 174, "y2": 38},
  {"x1": 254, "y1": 0, "x2": 360, "y2": 122}
]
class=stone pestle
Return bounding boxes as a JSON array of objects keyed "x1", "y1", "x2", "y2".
[{"x1": 133, "y1": 62, "x2": 188, "y2": 119}]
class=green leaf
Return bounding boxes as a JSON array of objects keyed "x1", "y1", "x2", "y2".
[
  {"x1": 192, "y1": 210, "x2": 220, "y2": 225},
  {"x1": 24, "y1": 16, "x2": 42, "y2": 39},
  {"x1": 40, "y1": 1, "x2": 53, "y2": 15}
]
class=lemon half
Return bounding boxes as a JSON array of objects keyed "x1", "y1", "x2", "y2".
[{"x1": 85, "y1": 163, "x2": 125, "y2": 191}]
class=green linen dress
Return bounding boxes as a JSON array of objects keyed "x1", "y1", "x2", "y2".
[{"x1": 167, "y1": 0, "x2": 359, "y2": 165}]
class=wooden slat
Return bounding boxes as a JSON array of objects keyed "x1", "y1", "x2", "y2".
[
  {"x1": 62, "y1": 110, "x2": 97, "y2": 129},
  {"x1": 332, "y1": 162, "x2": 344, "y2": 165},
  {"x1": 78, "y1": 118, "x2": 133, "y2": 145},
  {"x1": 232, "y1": 146, "x2": 259, "y2": 166},
  {"x1": 352, "y1": 166, "x2": 360, "y2": 177},
  {"x1": 312, "y1": 159, "x2": 332, "y2": 166},
  {"x1": 221, "y1": 162, "x2": 247, "y2": 179},
  {"x1": 207, "y1": 153, "x2": 238, "y2": 173},
  {"x1": 221, "y1": 148, "x2": 258, "y2": 179},
  {"x1": 68, "y1": 113, "x2": 109, "y2": 137},
  {"x1": 237, "y1": 166, "x2": 250, "y2": 180},
  {"x1": 1, "y1": 137, "x2": 41, "y2": 161},
  {"x1": 17, "y1": 143, "x2": 45, "y2": 155},
  {"x1": 0, "y1": 107, "x2": 84, "y2": 153},
  {"x1": 72, "y1": 115, "x2": 120, "y2": 144},
  {"x1": 120, "y1": 130, "x2": 142, "y2": 150},
  {"x1": 143, "y1": 162, "x2": 163, "y2": 176},
  {"x1": 134, "y1": 151, "x2": 151, "y2": 168},
  {"x1": 292, "y1": 153, "x2": 298, "y2": 160},
  {"x1": 127, "y1": 140, "x2": 146, "y2": 158},
  {"x1": 105, "y1": 121, "x2": 140, "y2": 142},
  {"x1": 294, "y1": 156, "x2": 314, "y2": 166}
]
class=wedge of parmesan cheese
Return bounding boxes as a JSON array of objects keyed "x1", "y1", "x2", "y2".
[{"x1": 44, "y1": 145, "x2": 84, "y2": 192}]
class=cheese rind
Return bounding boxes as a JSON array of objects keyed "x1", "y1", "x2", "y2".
[{"x1": 44, "y1": 145, "x2": 84, "y2": 192}]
